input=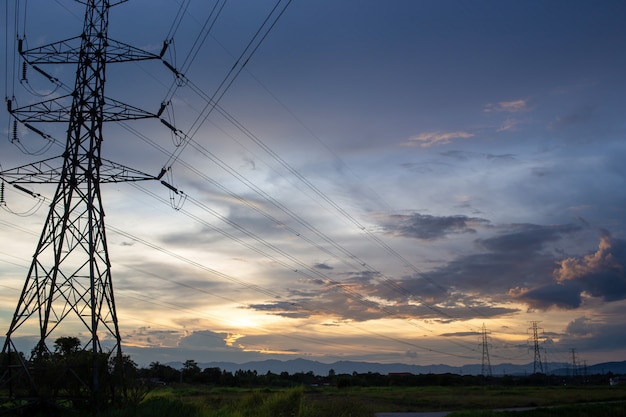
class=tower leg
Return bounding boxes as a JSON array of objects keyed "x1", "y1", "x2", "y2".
[{"x1": 0, "y1": 1, "x2": 123, "y2": 412}]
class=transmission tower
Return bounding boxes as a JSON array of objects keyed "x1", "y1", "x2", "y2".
[
  {"x1": 570, "y1": 348, "x2": 578, "y2": 378},
  {"x1": 1, "y1": 1, "x2": 173, "y2": 412},
  {"x1": 528, "y1": 321, "x2": 544, "y2": 374},
  {"x1": 480, "y1": 323, "x2": 492, "y2": 377}
]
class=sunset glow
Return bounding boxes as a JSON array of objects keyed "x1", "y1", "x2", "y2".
[{"x1": 1, "y1": 1, "x2": 625, "y2": 370}]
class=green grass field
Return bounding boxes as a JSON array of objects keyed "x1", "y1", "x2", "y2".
[
  {"x1": 82, "y1": 383, "x2": 626, "y2": 417},
  {"x1": 5, "y1": 383, "x2": 623, "y2": 416}
]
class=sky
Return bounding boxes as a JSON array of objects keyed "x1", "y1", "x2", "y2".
[{"x1": 1, "y1": 0, "x2": 626, "y2": 369}]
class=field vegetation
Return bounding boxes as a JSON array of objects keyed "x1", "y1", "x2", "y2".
[
  {"x1": 2, "y1": 341, "x2": 626, "y2": 416},
  {"x1": 73, "y1": 382, "x2": 626, "y2": 417}
]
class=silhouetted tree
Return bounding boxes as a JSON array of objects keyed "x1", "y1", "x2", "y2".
[
  {"x1": 53, "y1": 336, "x2": 81, "y2": 356},
  {"x1": 200, "y1": 367, "x2": 222, "y2": 385},
  {"x1": 147, "y1": 361, "x2": 179, "y2": 383},
  {"x1": 182, "y1": 359, "x2": 201, "y2": 383}
]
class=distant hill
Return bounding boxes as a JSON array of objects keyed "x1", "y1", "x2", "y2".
[{"x1": 166, "y1": 358, "x2": 626, "y2": 376}]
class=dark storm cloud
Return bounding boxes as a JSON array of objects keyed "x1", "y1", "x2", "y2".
[
  {"x1": 381, "y1": 213, "x2": 490, "y2": 240},
  {"x1": 556, "y1": 231, "x2": 626, "y2": 299},
  {"x1": 391, "y1": 223, "x2": 584, "y2": 311},
  {"x1": 514, "y1": 230, "x2": 626, "y2": 310},
  {"x1": 398, "y1": 251, "x2": 553, "y2": 301},
  {"x1": 558, "y1": 314, "x2": 626, "y2": 353},
  {"x1": 477, "y1": 223, "x2": 581, "y2": 254},
  {"x1": 247, "y1": 301, "x2": 310, "y2": 319},
  {"x1": 440, "y1": 331, "x2": 481, "y2": 337},
  {"x1": 439, "y1": 150, "x2": 518, "y2": 163},
  {"x1": 247, "y1": 271, "x2": 518, "y2": 323},
  {"x1": 177, "y1": 330, "x2": 231, "y2": 349},
  {"x1": 247, "y1": 288, "x2": 389, "y2": 322},
  {"x1": 122, "y1": 329, "x2": 281, "y2": 365},
  {"x1": 510, "y1": 282, "x2": 584, "y2": 310},
  {"x1": 565, "y1": 316, "x2": 595, "y2": 336},
  {"x1": 245, "y1": 223, "x2": 587, "y2": 322}
]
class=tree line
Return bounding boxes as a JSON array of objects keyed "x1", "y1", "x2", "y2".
[
  {"x1": 2, "y1": 336, "x2": 613, "y2": 396},
  {"x1": 141, "y1": 358, "x2": 611, "y2": 388}
]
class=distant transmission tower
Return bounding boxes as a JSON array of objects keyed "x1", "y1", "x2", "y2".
[
  {"x1": 528, "y1": 321, "x2": 544, "y2": 374},
  {"x1": 480, "y1": 323, "x2": 492, "y2": 377},
  {"x1": 570, "y1": 348, "x2": 578, "y2": 378},
  {"x1": 1, "y1": 1, "x2": 172, "y2": 411}
]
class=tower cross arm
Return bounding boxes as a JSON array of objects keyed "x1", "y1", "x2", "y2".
[
  {"x1": 105, "y1": 38, "x2": 163, "y2": 63},
  {"x1": 0, "y1": 156, "x2": 64, "y2": 183},
  {"x1": 19, "y1": 37, "x2": 82, "y2": 64},
  {"x1": 9, "y1": 96, "x2": 157, "y2": 123},
  {"x1": 98, "y1": 158, "x2": 159, "y2": 182},
  {"x1": 20, "y1": 37, "x2": 162, "y2": 65},
  {"x1": 103, "y1": 97, "x2": 158, "y2": 121},
  {"x1": 0, "y1": 156, "x2": 158, "y2": 184},
  {"x1": 8, "y1": 95, "x2": 73, "y2": 123}
]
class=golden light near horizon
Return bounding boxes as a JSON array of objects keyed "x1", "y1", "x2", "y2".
[
  {"x1": 213, "y1": 306, "x2": 290, "y2": 331},
  {"x1": 1, "y1": 0, "x2": 626, "y2": 372}
]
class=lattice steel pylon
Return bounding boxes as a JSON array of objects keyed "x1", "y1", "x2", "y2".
[
  {"x1": 529, "y1": 321, "x2": 544, "y2": 374},
  {"x1": 1, "y1": 0, "x2": 169, "y2": 412},
  {"x1": 480, "y1": 323, "x2": 492, "y2": 377}
]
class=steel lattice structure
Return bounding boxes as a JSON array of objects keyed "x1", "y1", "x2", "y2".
[
  {"x1": 480, "y1": 323, "x2": 492, "y2": 378},
  {"x1": 0, "y1": 0, "x2": 168, "y2": 411},
  {"x1": 529, "y1": 321, "x2": 544, "y2": 375}
]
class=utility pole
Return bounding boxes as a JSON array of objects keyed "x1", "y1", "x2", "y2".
[
  {"x1": 528, "y1": 321, "x2": 544, "y2": 374},
  {"x1": 0, "y1": 1, "x2": 172, "y2": 412},
  {"x1": 481, "y1": 323, "x2": 493, "y2": 377}
]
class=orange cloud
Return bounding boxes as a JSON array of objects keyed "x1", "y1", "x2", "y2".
[
  {"x1": 403, "y1": 131, "x2": 474, "y2": 148},
  {"x1": 224, "y1": 332, "x2": 244, "y2": 347},
  {"x1": 554, "y1": 232, "x2": 623, "y2": 283}
]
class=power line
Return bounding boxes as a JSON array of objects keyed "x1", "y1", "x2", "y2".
[
  {"x1": 0, "y1": 186, "x2": 521, "y2": 367},
  {"x1": 126, "y1": 181, "x2": 486, "y2": 357},
  {"x1": 0, "y1": 1, "x2": 541, "y2": 370},
  {"x1": 106, "y1": 22, "x2": 474, "y2": 330},
  {"x1": 106, "y1": 223, "x2": 479, "y2": 361},
  {"x1": 110, "y1": 58, "x2": 507, "y2": 358},
  {"x1": 164, "y1": 0, "x2": 192, "y2": 42},
  {"x1": 0, "y1": 1, "x2": 169, "y2": 410},
  {"x1": 162, "y1": 0, "x2": 293, "y2": 169},
  {"x1": 161, "y1": 0, "x2": 228, "y2": 104}
]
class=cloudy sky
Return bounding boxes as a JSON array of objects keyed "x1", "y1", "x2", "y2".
[{"x1": 1, "y1": 0, "x2": 626, "y2": 368}]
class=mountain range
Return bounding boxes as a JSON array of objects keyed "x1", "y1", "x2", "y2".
[{"x1": 167, "y1": 358, "x2": 626, "y2": 376}]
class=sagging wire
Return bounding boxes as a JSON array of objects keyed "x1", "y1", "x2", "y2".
[
  {"x1": 159, "y1": 166, "x2": 186, "y2": 211},
  {"x1": 161, "y1": 101, "x2": 184, "y2": 147},
  {"x1": 7, "y1": 112, "x2": 56, "y2": 156},
  {"x1": 0, "y1": 178, "x2": 45, "y2": 217},
  {"x1": 19, "y1": 56, "x2": 63, "y2": 98},
  {"x1": 163, "y1": 39, "x2": 186, "y2": 88}
]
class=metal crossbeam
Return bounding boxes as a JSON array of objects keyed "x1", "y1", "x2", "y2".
[{"x1": 1, "y1": 1, "x2": 165, "y2": 412}]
